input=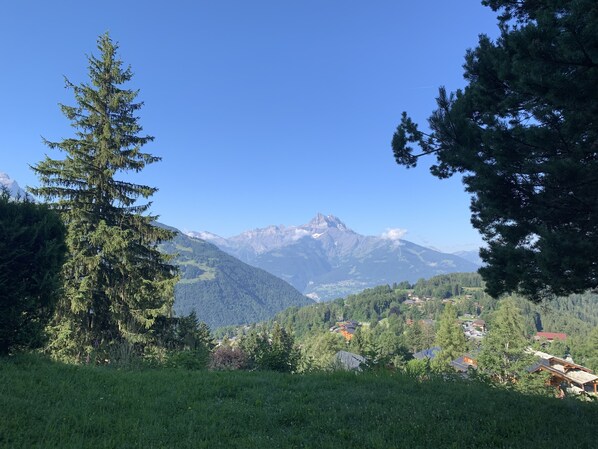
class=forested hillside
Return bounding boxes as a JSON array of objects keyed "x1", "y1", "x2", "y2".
[
  {"x1": 267, "y1": 274, "x2": 485, "y2": 339},
  {"x1": 161, "y1": 230, "x2": 313, "y2": 328},
  {"x1": 229, "y1": 273, "x2": 598, "y2": 372}
]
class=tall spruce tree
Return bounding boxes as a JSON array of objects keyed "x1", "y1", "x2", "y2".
[
  {"x1": 391, "y1": 0, "x2": 598, "y2": 301},
  {"x1": 433, "y1": 303, "x2": 467, "y2": 370},
  {"x1": 31, "y1": 33, "x2": 177, "y2": 359}
]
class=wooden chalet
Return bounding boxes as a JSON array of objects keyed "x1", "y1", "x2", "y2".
[
  {"x1": 450, "y1": 353, "x2": 478, "y2": 372},
  {"x1": 413, "y1": 347, "x2": 478, "y2": 374},
  {"x1": 330, "y1": 320, "x2": 359, "y2": 341},
  {"x1": 472, "y1": 319, "x2": 486, "y2": 331},
  {"x1": 529, "y1": 350, "x2": 598, "y2": 395}
]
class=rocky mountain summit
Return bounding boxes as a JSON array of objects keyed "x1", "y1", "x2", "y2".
[
  {"x1": 0, "y1": 172, "x2": 29, "y2": 199},
  {"x1": 188, "y1": 214, "x2": 480, "y2": 301}
]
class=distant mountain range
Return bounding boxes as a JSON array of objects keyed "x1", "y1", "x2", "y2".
[
  {"x1": 188, "y1": 213, "x2": 480, "y2": 301},
  {"x1": 452, "y1": 250, "x2": 483, "y2": 266}
]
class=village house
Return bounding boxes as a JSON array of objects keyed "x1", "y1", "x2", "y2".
[
  {"x1": 529, "y1": 350, "x2": 598, "y2": 396},
  {"x1": 404, "y1": 294, "x2": 432, "y2": 305},
  {"x1": 413, "y1": 347, "x2": 441, "y2": 360},
  {"x1": 413, "y1": 347, "x2": 478, "y2": 373},
  {"x1": 330, "y1": 320, "x2": 359, "y2": 341},
  {"x1": 450, "y1": 353, "x2": 478, "y2": 372},
  {"x1": 460, "y1": 319, "x2": 487, "y2": 340},
  {"x1": 334, "y1": 350, "x2": 366, "y2": 371},
  {"x1": 533, "y1": 332, "x2": 567, "y2": 342},
  {"x1": 472, "y1": 319, "x2": 486, "y2": 332}
]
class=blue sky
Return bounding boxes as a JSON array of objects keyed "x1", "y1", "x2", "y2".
[{"x1": 1, "y1": 1, "x2": 499, "y2": 252}]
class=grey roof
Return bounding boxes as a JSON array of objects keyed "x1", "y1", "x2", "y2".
[
  {"x1": 413, "y1": 347, "x2": 441, "y2": 360},
  {"x1": 334, "y1": 351, "x2": 366, "y2": 371}
]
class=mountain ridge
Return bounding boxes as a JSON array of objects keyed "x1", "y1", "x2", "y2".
[
  {"x1": 188, "y1": 214, "x2": 480, "y2": 301},
  {"x1": 452, "y1": 250, "x2": 483, "y2": 266}
]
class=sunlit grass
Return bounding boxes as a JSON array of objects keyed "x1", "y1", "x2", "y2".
[{"x1": 1, "y1": 354, "x2": 596, "y2": 449}]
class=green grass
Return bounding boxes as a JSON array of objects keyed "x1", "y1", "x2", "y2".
[
  {"x1": 175, "y1": 259, "x2": 217, "y2": 282},
  {"x1": 1, "y1": 355, "x2": 597, "y2": 449}
]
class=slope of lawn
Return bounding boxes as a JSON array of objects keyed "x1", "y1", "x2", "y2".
[{"x1": 1, "y1": 355, "x2": 596, "y2": 449}]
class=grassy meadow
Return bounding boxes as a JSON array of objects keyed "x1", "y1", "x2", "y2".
[{"x1": 1, "y1": 355, "x2": 597, "y2": 449}]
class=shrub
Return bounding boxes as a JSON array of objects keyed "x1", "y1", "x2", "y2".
[
  {"x1": 210, "y1": 345, "x2": 248, "y2": 370},
  {"x1": 239, "y1": 324, "x2": 300, "y2": 372},
  {"x1": 0, "y1": 192, "x2": 66, "y2": 355},
  {"x1": 168, "y1": 349, "x2": 210, "y2": 370},
  {"x1": 405, "y1": 358, "x2": 430, "y2": 380}
]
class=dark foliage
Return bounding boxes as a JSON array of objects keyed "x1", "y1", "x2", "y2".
[
  {"x1": 0, "y1": 192, "x2": 66, "y2": 354},
  {"x1": 210, "y1": 345, "x2": 249, "y2": 370},
  {"x1": 392, "y1": 0, "x2": 598, "y2": 301}
]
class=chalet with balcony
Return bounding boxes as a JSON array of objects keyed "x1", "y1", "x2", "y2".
[{"x1": 529, "y1": 350, "x2": 598, "y2": 395}]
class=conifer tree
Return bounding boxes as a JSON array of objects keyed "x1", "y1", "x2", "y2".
[
  {"x1": 31, "y1": 33, "x2": 177, "y2": 359},
  {"x1": 392, "y1": 0, "x2": 598, "y2": 301},
  {"x1": 239, "y1": 324, "x2": 299, "y2": 372},
  {"x1": 269, "y1": 322, "x2": 300, "y2": 372},
  {"x1": 405, "y1": 320, "x2": 425, "y2": 353},
  {"x1": 477, "y1": 298, "x2": 534, "y2": 383},
  {"x1": 581, "y1": 327, "x2": 598, "y2": 372},
  {"x1": 433, "y1": 303, "x2": 467, "y2": 370}
]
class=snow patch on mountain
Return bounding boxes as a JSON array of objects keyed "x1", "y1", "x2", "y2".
[
  {"x1": 0, "y1": 172, "x2": 30, "y2": 199},
  {"x1": 307, "y1": 213, "x2": 347, "y2": 231},
  {"x1": 452, "y1": 250, "x2": 483, "y2": 266},
  {"x1": 187, "y1": 230, "x2": 222, "y2": 240}
]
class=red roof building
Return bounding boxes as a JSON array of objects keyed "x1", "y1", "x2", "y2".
[{"x1": 534, "y1": 332, "x2": 567, "y2": 341}]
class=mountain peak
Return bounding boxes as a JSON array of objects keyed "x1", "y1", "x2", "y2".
[
  {"x1": 307, "y1": 213, "x2": 347, "y2": 231},
  {"x1": 0, "y1": 172, "x2": 29, "y2": 199}
]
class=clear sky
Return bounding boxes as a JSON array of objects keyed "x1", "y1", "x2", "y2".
[{"x1": 1, "y1": 1, "x2": 500, "y2": 252}]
